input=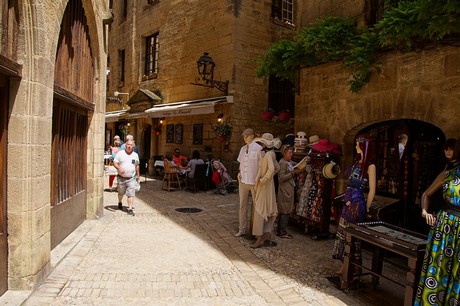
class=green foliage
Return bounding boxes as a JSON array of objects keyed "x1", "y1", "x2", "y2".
[
  {"x1": 257, "y1": 0, "x2": 460, "y2": 92},
  {"x1": 212, "y1": 122, "x2": 232, "y2": 138},
  {"x1": 376, "y1": 0, "x2": 460, "y2": 49}
]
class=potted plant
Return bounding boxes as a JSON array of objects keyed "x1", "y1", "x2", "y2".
[
  {"x1": 278, "y1": 110, "x2": 291, "y2": 122},
  {"x1": 213, "y1": 122, "x2": 232, "y2": 142},
  {"x1": 260, "y1": 108, "x2": 275, "y2": 121}
]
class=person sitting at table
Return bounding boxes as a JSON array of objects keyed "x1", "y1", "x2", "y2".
[
  {"x1": 183, "y1": 150, "x2": 204, "y2": 179},
  {"x1": 172, "y1": 148, "x2": 187, "y2": 167}
]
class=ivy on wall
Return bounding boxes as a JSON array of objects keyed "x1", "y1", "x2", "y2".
[{"x1": 256, "y1": 0, "x2": 460, "y2": 92}]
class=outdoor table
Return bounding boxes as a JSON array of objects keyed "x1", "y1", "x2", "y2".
[{"x1": 340, "y1": 221, "x2": 427, "y2": 306}]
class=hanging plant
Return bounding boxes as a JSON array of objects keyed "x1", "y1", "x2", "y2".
[
  {"x1": 212, "y1": 122, "x2": 232, "y2": 140},
  {"x1": 119, "y1": 124, "x2": 129, "y2": 135}
]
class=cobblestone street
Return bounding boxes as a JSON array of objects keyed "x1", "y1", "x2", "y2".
[{"x1": 2, "y1": 177, "x2": 406, "y2": 305}]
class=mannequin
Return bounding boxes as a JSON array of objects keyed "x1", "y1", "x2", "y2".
[{"x1": 235, "y1": 128, "x2": 263, "y2": 237}]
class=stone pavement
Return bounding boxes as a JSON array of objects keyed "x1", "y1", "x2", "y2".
[{"x1": 1, "y1": 177, "x2": 407, "y2": 305}]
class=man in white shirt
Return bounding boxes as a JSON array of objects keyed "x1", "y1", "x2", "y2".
[
  {"x1": 235, "y1": 128, "x2": 263, "y2": 237},
  {"x1": 114, "y1": 140, "x2": 140, "y2": 216},
  {"x1": 398, "y1": 134, "x2": 408, "y2": 160}
]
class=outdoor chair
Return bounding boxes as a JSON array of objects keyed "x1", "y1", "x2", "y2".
[{"x1": 162, "y1": 158, "x2": 181, "y2": 191}]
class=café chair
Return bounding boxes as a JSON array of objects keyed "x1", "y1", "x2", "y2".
[
  {"x1": 185, "y1": 164, "x2": 207, "y2": 193},
  {"x1": 162, "y1": 158, "x2": 181, "y2": 191}
]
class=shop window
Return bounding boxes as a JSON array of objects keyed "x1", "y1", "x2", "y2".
[
  {"x1": 118, "y1": 49, "x2": 125, "y2": 87},
  {"x1": 272, "y1": 0, "x2": 295, "y2": 27},
  {"x1": 268, "y1": 75, "x2": 295, "y2": 115},
  {"x1": 143, "y1": 32, "x2": 159, "y2": 81}
]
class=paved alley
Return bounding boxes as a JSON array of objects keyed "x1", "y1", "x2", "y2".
[{"x1": 2, "y1": 177, "x2": 406, "y2": 305}]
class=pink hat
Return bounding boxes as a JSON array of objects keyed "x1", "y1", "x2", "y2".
[{"x1": 311, "y1": 139, "x2": 339, "y2": 152}]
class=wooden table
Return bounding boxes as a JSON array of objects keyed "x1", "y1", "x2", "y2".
[{"x1": 341, "y1": 221, "x2": 427, "y2": 306}]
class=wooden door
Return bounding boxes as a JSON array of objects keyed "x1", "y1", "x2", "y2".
[
  {"x1": 50, "y1": 100, "x2": 88, "y2": 249},
  {"x1": 0, "y1": 75, "x2": 8, "y2": 296}
]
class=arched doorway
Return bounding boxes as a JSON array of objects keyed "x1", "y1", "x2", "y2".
[
  {"x1": 50, "y1": 0, "x2": 94, "y2": 249},
  {"x1": 358, "y1": 119, "x2": 445, "y2": 233}
]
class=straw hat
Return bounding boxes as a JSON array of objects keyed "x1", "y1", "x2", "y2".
[
  {"x1": 255, "y1": 133, "x2": 274, "y2": 148},
  {"x1": 322, "y1": 162, "x2": 341, "y2": 179},
  {"x1": 308, "y1": 135, "x2": 320, "y2": 145}
]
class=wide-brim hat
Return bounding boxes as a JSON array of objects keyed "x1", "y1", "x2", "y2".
[
  {"x1": 312, "y1": 139, "x2": 337, "y2": 152},
  {"x1": 295, "y1": 155, "x2": 309, "y2": 170},
  {"x1": 309, "y1": 135, "x2": 319, "y2": 145},
  {"x1": 322, "y1": 162, "x2": 341, "y2": 179},
  {"x1": 254, "y1": 133, "x2": 274, "y2": 148}
]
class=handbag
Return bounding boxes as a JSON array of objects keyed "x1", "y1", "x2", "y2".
[{"x1": 212, "y1": 171, "x2": 221, "y2": 185}]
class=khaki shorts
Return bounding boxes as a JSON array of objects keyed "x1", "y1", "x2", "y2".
[{"x1": 117, "y1": 176, "x2": 137, "y2": 197}]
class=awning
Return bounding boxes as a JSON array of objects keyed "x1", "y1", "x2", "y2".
[
  {"x1": 105, "y1": 109, "x2": 127, "y2": 123},
  {"x1": 145, "y1": 95, "x2": 233, "y2": 118}
]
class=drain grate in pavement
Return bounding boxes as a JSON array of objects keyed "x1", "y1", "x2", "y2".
[{"x1": 175, "y1": 207, "x2": 203, "y2": 213}]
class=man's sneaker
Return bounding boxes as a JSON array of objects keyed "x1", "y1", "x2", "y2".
[
  {"x1": 128, "y1": 209, "x2": 135, "y2": 216},
  {"x1": 118, "y1": 202, "x2": 122, "y2": 210}
]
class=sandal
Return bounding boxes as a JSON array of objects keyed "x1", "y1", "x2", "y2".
[{"x1": 279, "y1": 233, "x2": 293, "y2": 239}]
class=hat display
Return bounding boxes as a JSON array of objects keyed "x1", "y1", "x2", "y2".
[
  {"x1": 311, "y1": 139, "x2": 338, "y2": 152},
  {"x1": 294, "y1": 131, "x2": 307, "y2": 151},
  {"x1": 308, "y1": 135, "x2": 319, "y2": 145},
  {"x1": 242, "y1": 128, "x2": 255, "y2": 136},
  {"x1": 322, "y1": 162, "x2": 341, "y2": 179},
  {"x1": 254, "y1": 133, "x2": 274, "y2": 148}
]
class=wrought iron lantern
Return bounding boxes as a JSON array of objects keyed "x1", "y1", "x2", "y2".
[{"x1": 191, "y1": 52, "x2": 228, "y2": 95}]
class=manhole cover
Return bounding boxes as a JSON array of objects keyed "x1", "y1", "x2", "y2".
[{"x1": 175, "y1": 207, "x2": 203, "y2": 213}]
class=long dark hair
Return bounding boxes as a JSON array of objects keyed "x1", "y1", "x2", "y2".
[{"x1": 354, "y1": 134, "x2": 376, "y2": 179}]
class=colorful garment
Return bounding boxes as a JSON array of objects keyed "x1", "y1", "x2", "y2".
[
  {"x1": 332, "y1": 162, "x2": 368, "y2": 261},
  {"x1": 415, "y1": 166, "x2": 460, "y2": 306}
]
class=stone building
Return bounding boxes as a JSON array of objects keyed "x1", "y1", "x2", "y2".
[
  {"x1": 105, "y1": 0, "x2": 298, "y2": 174},
  {"x1": 0, "y1": 0, "x2": 110, "y2": 296},
  {"x1": 296, "y1": 1, "x2": 460, "y2": 230}
]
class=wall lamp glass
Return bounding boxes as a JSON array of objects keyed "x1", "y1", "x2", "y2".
[
  {"x1": 159, "y1": 117, "x2": 165, "y2": 124},
  {"x1": 190, "y1": 52, "x2": 229, "y2": 95},
  {"x1": 217, "y1": 113, "x2": 224, "y2": 123}
]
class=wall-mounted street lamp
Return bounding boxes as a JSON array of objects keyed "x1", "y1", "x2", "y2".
[
  {"x1": 191, "y1": 52, "x2": 229, "y2": 95},
  {"x1": 217, "y1": 113, "x2": 224, "y2": 123},
  {"x1": 114, "y1": 91, "x2": 130, "y2": 100}
]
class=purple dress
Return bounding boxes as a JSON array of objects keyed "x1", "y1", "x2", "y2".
[{"x1": 332, "y1": 162, "x2": 368, "y2": 261}]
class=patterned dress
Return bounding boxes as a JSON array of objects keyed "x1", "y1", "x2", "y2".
[
  {"x1": 332, "y1": 162, "x2": 368, "y2": 261},
  {"x1": 415, "y1": 166, "x2": 460, "y2": 306}
]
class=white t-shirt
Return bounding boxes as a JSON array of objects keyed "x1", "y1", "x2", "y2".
[
  {"x1": 237, "y1": 141, "x2": 263, "y2": 185},
  {"x1": 114, "y1": 150, "x2": 139, "y2": 178}
]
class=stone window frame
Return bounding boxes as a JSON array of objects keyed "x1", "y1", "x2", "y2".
[
  {"x1": 271, "y1": 0, "x2": 295, "y2": 29},
  {"x1": 142, "y1": 32, "x2": 160, "y2": 81}
]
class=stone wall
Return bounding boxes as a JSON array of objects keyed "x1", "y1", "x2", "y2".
[
  {"x1": 5, "y1": 0, "x2": 108, "y2": 291},
  {"x1": 107, "y1": 0, "x2": 298, "y2": 167},
  {"x1": 296, "y1": 45, "x2": 460, "y2": 190}
]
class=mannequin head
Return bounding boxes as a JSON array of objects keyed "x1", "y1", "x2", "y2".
[
  {"x1": 444, "y1": 138, "x2": 457, "y2": 161},
  {"x1": 242, "y1": 128, "x2": 255, "y2": 145}
]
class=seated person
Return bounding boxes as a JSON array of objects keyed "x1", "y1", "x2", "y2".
[
  {"x1": 171, "y1": 148, "x2": 187, "y2": 167},
  {"x1": 183, "y1": 150, "x2": 204, "y2": 179}
]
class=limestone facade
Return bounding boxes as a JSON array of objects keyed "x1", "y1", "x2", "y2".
[
  {"x1": 106, "y1": 0, "x2": 298, "y2": 170},
  {"x1": 1, "y1": 0, "x2": 109, "y2": 293}
]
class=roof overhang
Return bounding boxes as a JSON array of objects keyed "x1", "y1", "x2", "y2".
[
  {"x1": 145, "y1": 96, "x2": 233, "y2": 118},
  {"x1": 105, "y1": 110, "x2": 128, "y2": 123}
]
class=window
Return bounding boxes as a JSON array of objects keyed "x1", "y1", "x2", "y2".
[
  {"x1": 118, "y1": 49, "x2": 125, "y2": 86},
  {"x1": 272, "y1": 0, "x2": 294, "y2": 26},
  {"x1": 122, "y1": 0, "x2": 127, "y2": 18},
  {"x1": 365, "y1": 0, "x2": 394, "y2": 26},
  {"x1": 268, "y1": 75, "x2": 295, "y2": 115},
  {"x1": 147, "y1": 0, "x2": 159, "y2": 5},
  {"x1": 144, "y1": 32, "x2": 159, "y2": 79}
]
